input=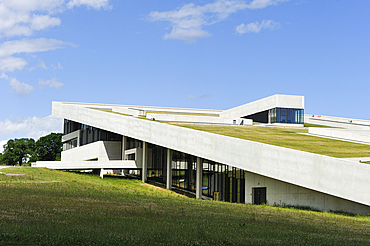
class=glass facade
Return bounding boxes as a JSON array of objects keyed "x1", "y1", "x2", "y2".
[
  {"x1": 64, "y1": 120, "x2": 247, "y2": 204},
  {"x1": 171, "y1": 151, "x2": 196, "y2": 193},
  {"x1": 202, "y1": 160, "x2": 245, "y2": 203},
  {"x1": 268, "y1": 108, "x2": 304, "y2": 124},
  {"x1": 63, "y1": 119, "x2": 122, "y2": 148},
  {"x1": 147, "y1": 144, "x2": 167, "y2": 184}
]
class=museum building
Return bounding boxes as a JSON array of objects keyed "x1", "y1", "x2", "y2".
[{"x1": 34, "y1": 94, "x2": 370, "y2": 215}]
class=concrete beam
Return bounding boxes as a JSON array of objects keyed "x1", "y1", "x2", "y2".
[{"x1": 142, "y1": 141, "x2": 147, "y2": 182}]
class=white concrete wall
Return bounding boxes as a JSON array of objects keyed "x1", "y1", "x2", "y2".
[
  {"x1": 52, "y1": 101, "x2": 370, "y2": 209},
  {"x1": 124, "y1": 147, "x2": 143, "y2": 166},
  {"x1": 62, "y1": 130, "x2": 80, "y2": 143},
  {"x1": 245, "y1": 172, "x2": 370, "y2": 214},
  {"x1": 305, "y1": 115, "x2": 370, "y2": 130},
  {"x1": 117, "y1": 105, "x2": 222, "y2": 115},
  {"x1": 112, "y1": 106, "x2": 134, "y2": 116},
  {"x1": 309, "y1": 128, "x2": 370, "y2": 144},
  {"x1": 146, "y1": 113, "x2": 252, "y2": 125},
  {"x1": 220, "y1": 94, "x2": 304, "y2": 119},
  {"x1": 61, "y1": 141, "x2": 122, "y2": 162},
  {"x1": 33, "y1": 160, "x2": 139, "y2": 169}
]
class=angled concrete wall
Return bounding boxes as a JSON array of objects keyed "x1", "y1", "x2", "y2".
[
  {"x1": 220, "y1": 94, "x2": 304, "y2": 119},
  {"x1": 309, "y1": 127, "x2": 370, "y2": 144},
  {"x1": 245, "y1": 172, "x2": 370, "y2": 214},
  {"x1": 52, "y1": 101, "x2": 370, "y2": 208},
  {"x1": 305, "y1": 115, "x2": 370, "y2": 130},
  {"x1": 145, "y1": 113, "x2": 252, "y2": 125},
  {"x1": 61, "y1": 141, "x2": 121, "y2": 162}
]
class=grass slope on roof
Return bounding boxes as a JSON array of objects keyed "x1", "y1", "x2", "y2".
[
  {"x1": 1, "y1": 167, "x2": 370, "y2": 245},
  {"x1": 173, "y1": 124, "x2": 370, "y2": 158}
]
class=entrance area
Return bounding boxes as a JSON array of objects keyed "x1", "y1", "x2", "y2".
[{"x1": 253, "y1": 187, "x2": 266, "y2": 205}]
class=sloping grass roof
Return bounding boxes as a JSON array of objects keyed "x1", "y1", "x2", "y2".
[{"x1": 173, "y1": 124, "x2": 370, "y2": 158}]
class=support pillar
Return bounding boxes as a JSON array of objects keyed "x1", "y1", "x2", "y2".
[
  {"x1": 121, "y1": 135, "x2": 126, "y2": 160},
  {"x1": 121, "y1": 136, "x2": 129, "y2": 176},
  {"x1": 166, "y1": 148, "x2": 172, "y2": 190},
  {"x1": 196, "y1": 157, "x2": 203, "y2": 199},
  {"x1": 100, "y1": 168, "x2": 104, "y2": 179},
  {"x1": 142, "y1": 141, "x2": 147, "y2": 182}
]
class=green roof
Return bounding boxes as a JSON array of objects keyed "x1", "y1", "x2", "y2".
[{"x1": 172, "y1": 124, "x2": 370, "y2": 158}]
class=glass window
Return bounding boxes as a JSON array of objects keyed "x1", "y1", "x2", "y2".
[{"x1": 280, "y1": 108, "x2": 286, "y2": 123}]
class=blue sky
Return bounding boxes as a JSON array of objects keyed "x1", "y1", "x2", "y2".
[{"x1": 1, "y1": 0, "x2": 370, "y2": 150}]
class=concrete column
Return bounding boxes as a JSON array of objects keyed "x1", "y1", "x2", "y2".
[
  {"x1": 245, "y1": 172, "x2": 252, "y2": 204},
  {"x1": 196, "y1": 157, "x2": 203, "y2": 199},
  {"x1": 142, "y1": 141, "x2": 147, "y2": 182},
  {"x1": 166, "y1": 148, "x2": 172, "y2": 190},
  {"x1": 121, "y1": 135, "x2": 126, "y2": 160},
  {"x1": 100, "y1": 168, "x2": 104, "y2": 179}
]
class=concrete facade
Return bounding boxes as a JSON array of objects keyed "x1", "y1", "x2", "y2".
[
  {"x1": 245, "y1": 172, "x2": 370, "y2": 215},
  {"x1": 309, "y1": 127, "x2": 370, "y2": 145},
  {"x1": 221, "y1": 94, "x2": 304, "y2": 119},
  {"x1": 305, "y1": 115, "x2": 370, "y2": 130}
]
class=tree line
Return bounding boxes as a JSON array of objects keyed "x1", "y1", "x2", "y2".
[{"x1": 0, "y1": 133, "x2": 63, "y2": 166}]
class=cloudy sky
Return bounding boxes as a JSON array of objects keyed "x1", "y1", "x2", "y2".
[{"x1": 1, "y1": 0, "x2": 370, "y2": 151}]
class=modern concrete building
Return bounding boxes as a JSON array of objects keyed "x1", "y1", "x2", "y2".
[{"x1": 33, "y1": 94, "x2": 370, "y2": 215}]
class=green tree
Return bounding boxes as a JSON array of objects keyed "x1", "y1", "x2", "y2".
[
  {"x1": 35, "y1": 133, "x2": 63, "y2": 161},
  {"x1": 2, "y1": 138, "x2": 36, "y2": 166}
]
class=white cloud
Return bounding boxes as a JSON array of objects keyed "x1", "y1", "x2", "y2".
[
  {"x1": 248, "y1": 0, "x2": 288, "y2": 9},
  {"x1": 0, "y1": 38, "x2": 76, "y2": 57},
  {"x1": 67, "y1": 0, "x2": 111, "y2": 10},
  {"x1": 30, "y1": 14, "x2": 61, "y2": 31},
  {"x1": 39, "y1": 77, "x2": 64, "y2": 89},
  {"x1": 236, "y1": 20, "x2": 280, "y2": 34},
  {"x1": 0, "y1": 56, "x2": 28, "y2": 72},
  {"x1": 0, "y1": 0, "x2": 111, "y2": 38},
  {"x1": 0, "y1": 1, "x2": 63, "y2": 38},
  {"x1": 164, "y1": 28, "x2": 212, "y2": 43},
  {"x1": 9, "y1": 77, "x2": 34, "y2": 96},
  {"x1": 188, "y1": 95, "x2": 195, "y2": 99},
  {"x1": 1, "y1": 73, "x2": 34, "y2": 95},
  {"x1": 0, "y1": 115, "x2": 63, "y2": 145},
  {"x1": 57, "y1": 63, "x2": 63, "y2": 69},
  {"x1": 148, "y1": 0, "x2": 288, "y2": 43},
  {"x1": 199, "y1": 94, "x2": 211, "y2": 100},
  {"x1": 30, "y1": 59, "x2": 47, "y2": 71}
]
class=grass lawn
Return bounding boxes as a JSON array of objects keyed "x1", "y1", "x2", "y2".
[
  {"x1": 173, "y1": 124, "x2": 370, "y2": 158},
  {"x1": 1, "y1": 167, "x2": 370, "y2": 245}
]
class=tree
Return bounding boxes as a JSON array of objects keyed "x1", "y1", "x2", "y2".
[
  {"x1": 2, "y1": 138, "x2": 36, "y2": 166},
  {"x1": 35, "y1": 133, "x2": 63, "y2": 161}
]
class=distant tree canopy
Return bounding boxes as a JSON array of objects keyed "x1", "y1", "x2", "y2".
[
  {"x1": 35, "y1": 133, "x2": 63, "y2": 161},
  {"x1": 2, "y1": 138, "x2": 36, "y2": 166},
  {"x1": 1, "y1": 133, "x2": 63, "y2": 166}
]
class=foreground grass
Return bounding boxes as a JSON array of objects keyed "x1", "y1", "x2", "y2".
[
  {"x1": 1, "y1": 168, "x2": 370, "y2": 245},
  {"x1": 174, "y1": 124, "x2": 370, "y2": 158}
]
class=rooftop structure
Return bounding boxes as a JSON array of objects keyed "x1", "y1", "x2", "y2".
[{"x1": 33, "y1": 94, "x2": 370, "y2": 215}]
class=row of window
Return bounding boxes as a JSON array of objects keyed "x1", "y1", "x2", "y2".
[
  {"x1": 269, "y1": 108, "x2": 304, "y2": 124},
  {"x1": 63, "y1": 119, "x2": 122, "y2": 150}
]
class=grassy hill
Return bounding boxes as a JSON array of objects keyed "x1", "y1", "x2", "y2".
[{"x1": 1, "y1": 167, "x2": 370, "y2": 245}]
